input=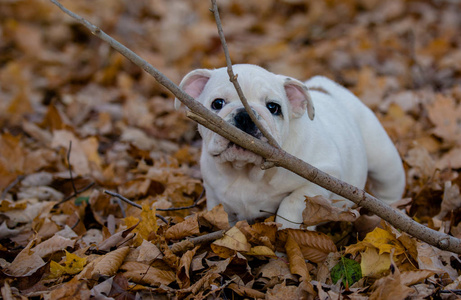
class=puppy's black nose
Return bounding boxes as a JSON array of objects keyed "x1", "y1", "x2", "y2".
[{"x1": 233, "y1": 109, "x2": 259, "y2": 138}]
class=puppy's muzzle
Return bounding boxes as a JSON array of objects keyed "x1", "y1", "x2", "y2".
[{"x1": 233, "y1": 109, "x2": 261, "y2": 139}]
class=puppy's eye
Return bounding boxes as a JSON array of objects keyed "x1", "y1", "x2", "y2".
[
  {"x1": 266, "y1": 102, "x2": 282, "y2": 115},
  {"x1": 211, "y1": 98, "x2": 225, "y2": 110}
]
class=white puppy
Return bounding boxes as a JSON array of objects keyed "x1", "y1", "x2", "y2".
[{"x1": 176, "y1": 64, "x2": 405, "y2": 228}]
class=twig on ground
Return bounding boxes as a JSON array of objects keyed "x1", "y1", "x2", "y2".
[
  {"x1": 188, "y1": 229, "x2": 226, "y2": 245},
  {"x1": 170, "y1": 229, "x2": 226, "y2": 253},
  {"x1": 54, "y1": 141, "x2": 96, "y2": 207},
  {"x1": 1, "y1": 175, "x2": 24, "y2": 199},
  {"x1": 104, "y1": 190, "x2": 168, "y2": 224},
  {"x1": 210, "y1": 0, "x2": 279, "y2": 149},
  {"x1": 49, "y1": 0, "x2": 461, "y2": 254},
  {"x1": 67, "y1": 141, "x2": 78, "y2": 195}
]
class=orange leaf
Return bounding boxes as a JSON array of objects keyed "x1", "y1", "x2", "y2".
[
  {"x1": 277, "y1": 229, "x2": 337, "y2": 263},
  {"x1": 285, "y1": 234, "x2": 310, "y2": 281}
]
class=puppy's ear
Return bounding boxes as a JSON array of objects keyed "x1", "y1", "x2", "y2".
[
  {"x1": 283, "y1": 78, "x2": 315, "y2": 120},
  {"x1": 175, "y1": 69, "x2": 212, "y2": 110}
]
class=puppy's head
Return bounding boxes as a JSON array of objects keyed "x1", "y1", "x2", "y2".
[{"x1": 175, "y1": 64, "x2": 314, "y2": 167}]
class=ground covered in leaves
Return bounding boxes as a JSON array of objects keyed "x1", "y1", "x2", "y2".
[{"x1": 1, "y1": 0, "x2": 461, "y2": 299}]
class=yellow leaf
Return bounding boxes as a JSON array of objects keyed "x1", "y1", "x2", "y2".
[
  {"x1": 211, "y1": 226, "x2": 251, "y2": 258},
  {"x1": 246, "y1": 246, "x2": 276, "y2": 257},
  {"x1": 360, "y1": 247, "x2": 391, "y2": 278},
  {"x1": 124, "y1": 205, "x2": 158, "y2": 246},
  {"x1": 346, "y1": 227, "x2": 405, "y2": 256},
  {"x1": 63, "y1": 251, "x2": 87, "y2": 275},
  {"x1": 49, "y1": 261, "x2": 66, "y2": 279},
  {"x1": 363, "y1": 227, "x2": 405, "y2": 255},
  {"x1": 48, "y1": 251, "x2": 87, "y2": 279}
]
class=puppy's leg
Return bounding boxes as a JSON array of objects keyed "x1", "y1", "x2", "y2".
[{"x1": 276, "y1": 185, "x2": 331, "y2": 229}]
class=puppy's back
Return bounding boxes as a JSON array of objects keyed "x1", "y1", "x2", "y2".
[{"x1": 305, "y1": 76, "x2": 405, "y2": 204}]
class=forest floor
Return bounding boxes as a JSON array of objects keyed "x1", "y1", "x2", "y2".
[{"x1": 1, "y1": 0, "x2": 461, "y2": 299}]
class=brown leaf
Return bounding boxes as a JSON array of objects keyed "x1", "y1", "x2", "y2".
[
  {"x1": 266, "y1": 281, "x2": 301, "y2": 300},
  {"x1": 177, "y1": 246, "x2": 199, "y2": 288},
  {"x1": 302, "y1": 195, "x2": 359, "y2": 227},
  {"x1": 0, "y1": 133, "x2": 26, "y2": 190},
  {"x1": 277, "y1": 229, "x2": 337, "y2": 263},
  {"x1": 434, "y1": 181, "x2": 461, "y2": 220},
  {"x1": 91, "y1": 246, "x2": 130, "y2": 278},
  {"x1": 198, "y1": 204, "x2": 230, "y2": 230},
  {"x1": 404, "y1": 146, "x2": 436, "y2": 180},
  {"x1": 245, "y1": 246, "x2": 276, "y2": 257},
  {"x1": 258, "y1": 258, "x2": 297, "y2": 281},
  {"x1": 137, "y1": 240, "x2": 163, "y2": 263},
  {"x1": 285, "y1": 234, "x2": 310, "y2": 281},
  {"x1": 97, "y1": 224, "x2": 137, "y2": 251},
  {"x1": 400, "y1": 270, "x2": 435, "y2": 286},
  {"x1": 165, "y1": 214, "x2": 200, "y2": 240},
  {"x1": 236, "y1": 220, "x2": 278, "y2": 249},
  {"x1": 32, "y1": 235, "x2": 76, "y2": 258},
  {"x1": 5, "y1": 240, "x2": 45, "y2": 277},
  {"x1": 427, "y1": 94, "x2": 461, "y2": 143},
  {"x1": 227, "y1": 283, "x2": 265, "y2": 299},
  {"x1": 121, "y1": 261, "x2": 175, "y2": 286},
  {"x1": 416, "y1": 242, "x2": 458, "y2": 280},
  {"x1": 51, "y1": 130, "x2": 91, "y2": 176}
]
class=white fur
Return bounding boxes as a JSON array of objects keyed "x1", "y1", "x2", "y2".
[{"x1": 176, "y1": 64, "x2": 405, "y2": 228}]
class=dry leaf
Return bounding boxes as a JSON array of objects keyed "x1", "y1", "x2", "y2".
[
  {"x1": 97, "y1": 224, "x2": 137, "y2": 251},
  {"x1": 360, "y1": 247, "x2": 391, "y2": 278},
  {"x1": 427, "y1": 94, "x2": 461, "y2": 143},
  {"x1": 177, "y1": 246, "x2": 199, "y2": 288},
  {"x1": 258, "y1": 258, "x2": 297, "y2": 281},
  {"x1": 346, "y1": 227, "x2": 405, "y2": 256},
  {"x1": 32, "y1": 235, "x2": 76, "y2": 258},
  {"x1": 302, "y1": 195, "x2": 359, "y2": 227},
  {"x1": 227, "y1": 283, "x2": 265, "y2": 298},
  {"x1": 198, "y1": 204, "x2": 230, "y2": 230},
  {"x1": 121, "y1": 261, "x2": 175, "y2": 286},
  {"x1": 211, "y1": 226, "x2": 251, "y2": 258},
  {"x1": 6, "y1": 240, "x2": 45, "y2": 277},
  {"x1": 124, "y1": 204, "x2": 158, "y2": 246},
  {"x1": 49, "y1": 251, "x2": 87, "y2": 279},
  {"x1": 137, "y1": 240, "x2": 163, "y2": 263},
  {"x1": 165, "y1": 215, "x2": 200, "y2": 240},
  {"x1": 285, "y1": 234, "x2": 310, "y2": 281},
  {"x1": 51, "y1": 130, "x2": 91, "y2": 176},
  {"x1": 416, "y1": 242, "x2": 458, "y2": 280},
  {"x1": 91, "y1": 246, "x2": 130, "y2": 278},
  {"x1": 400, "y1": 270, "x2": 435, "y2": 286},
  {"x1": 277, "y1": 229, "x2": 337, "y2": 263},
  {"x1": 434, "y1": 181, "x2": 461, "y2": 220},
  {"x1": 245, "y1": 245, "x2": 276, "y2": 257}
]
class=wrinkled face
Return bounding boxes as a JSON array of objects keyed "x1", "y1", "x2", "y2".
[{"x1": 176, "y1": 64, "x2": 314, "y2": 168}]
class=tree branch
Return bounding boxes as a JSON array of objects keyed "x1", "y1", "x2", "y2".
[
  {"x1": 210, "y1": 0, "x2": 280, "y2": 149},
  {"x1": 49, "y1": 0, "x2": 461, "y2": 254}
]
